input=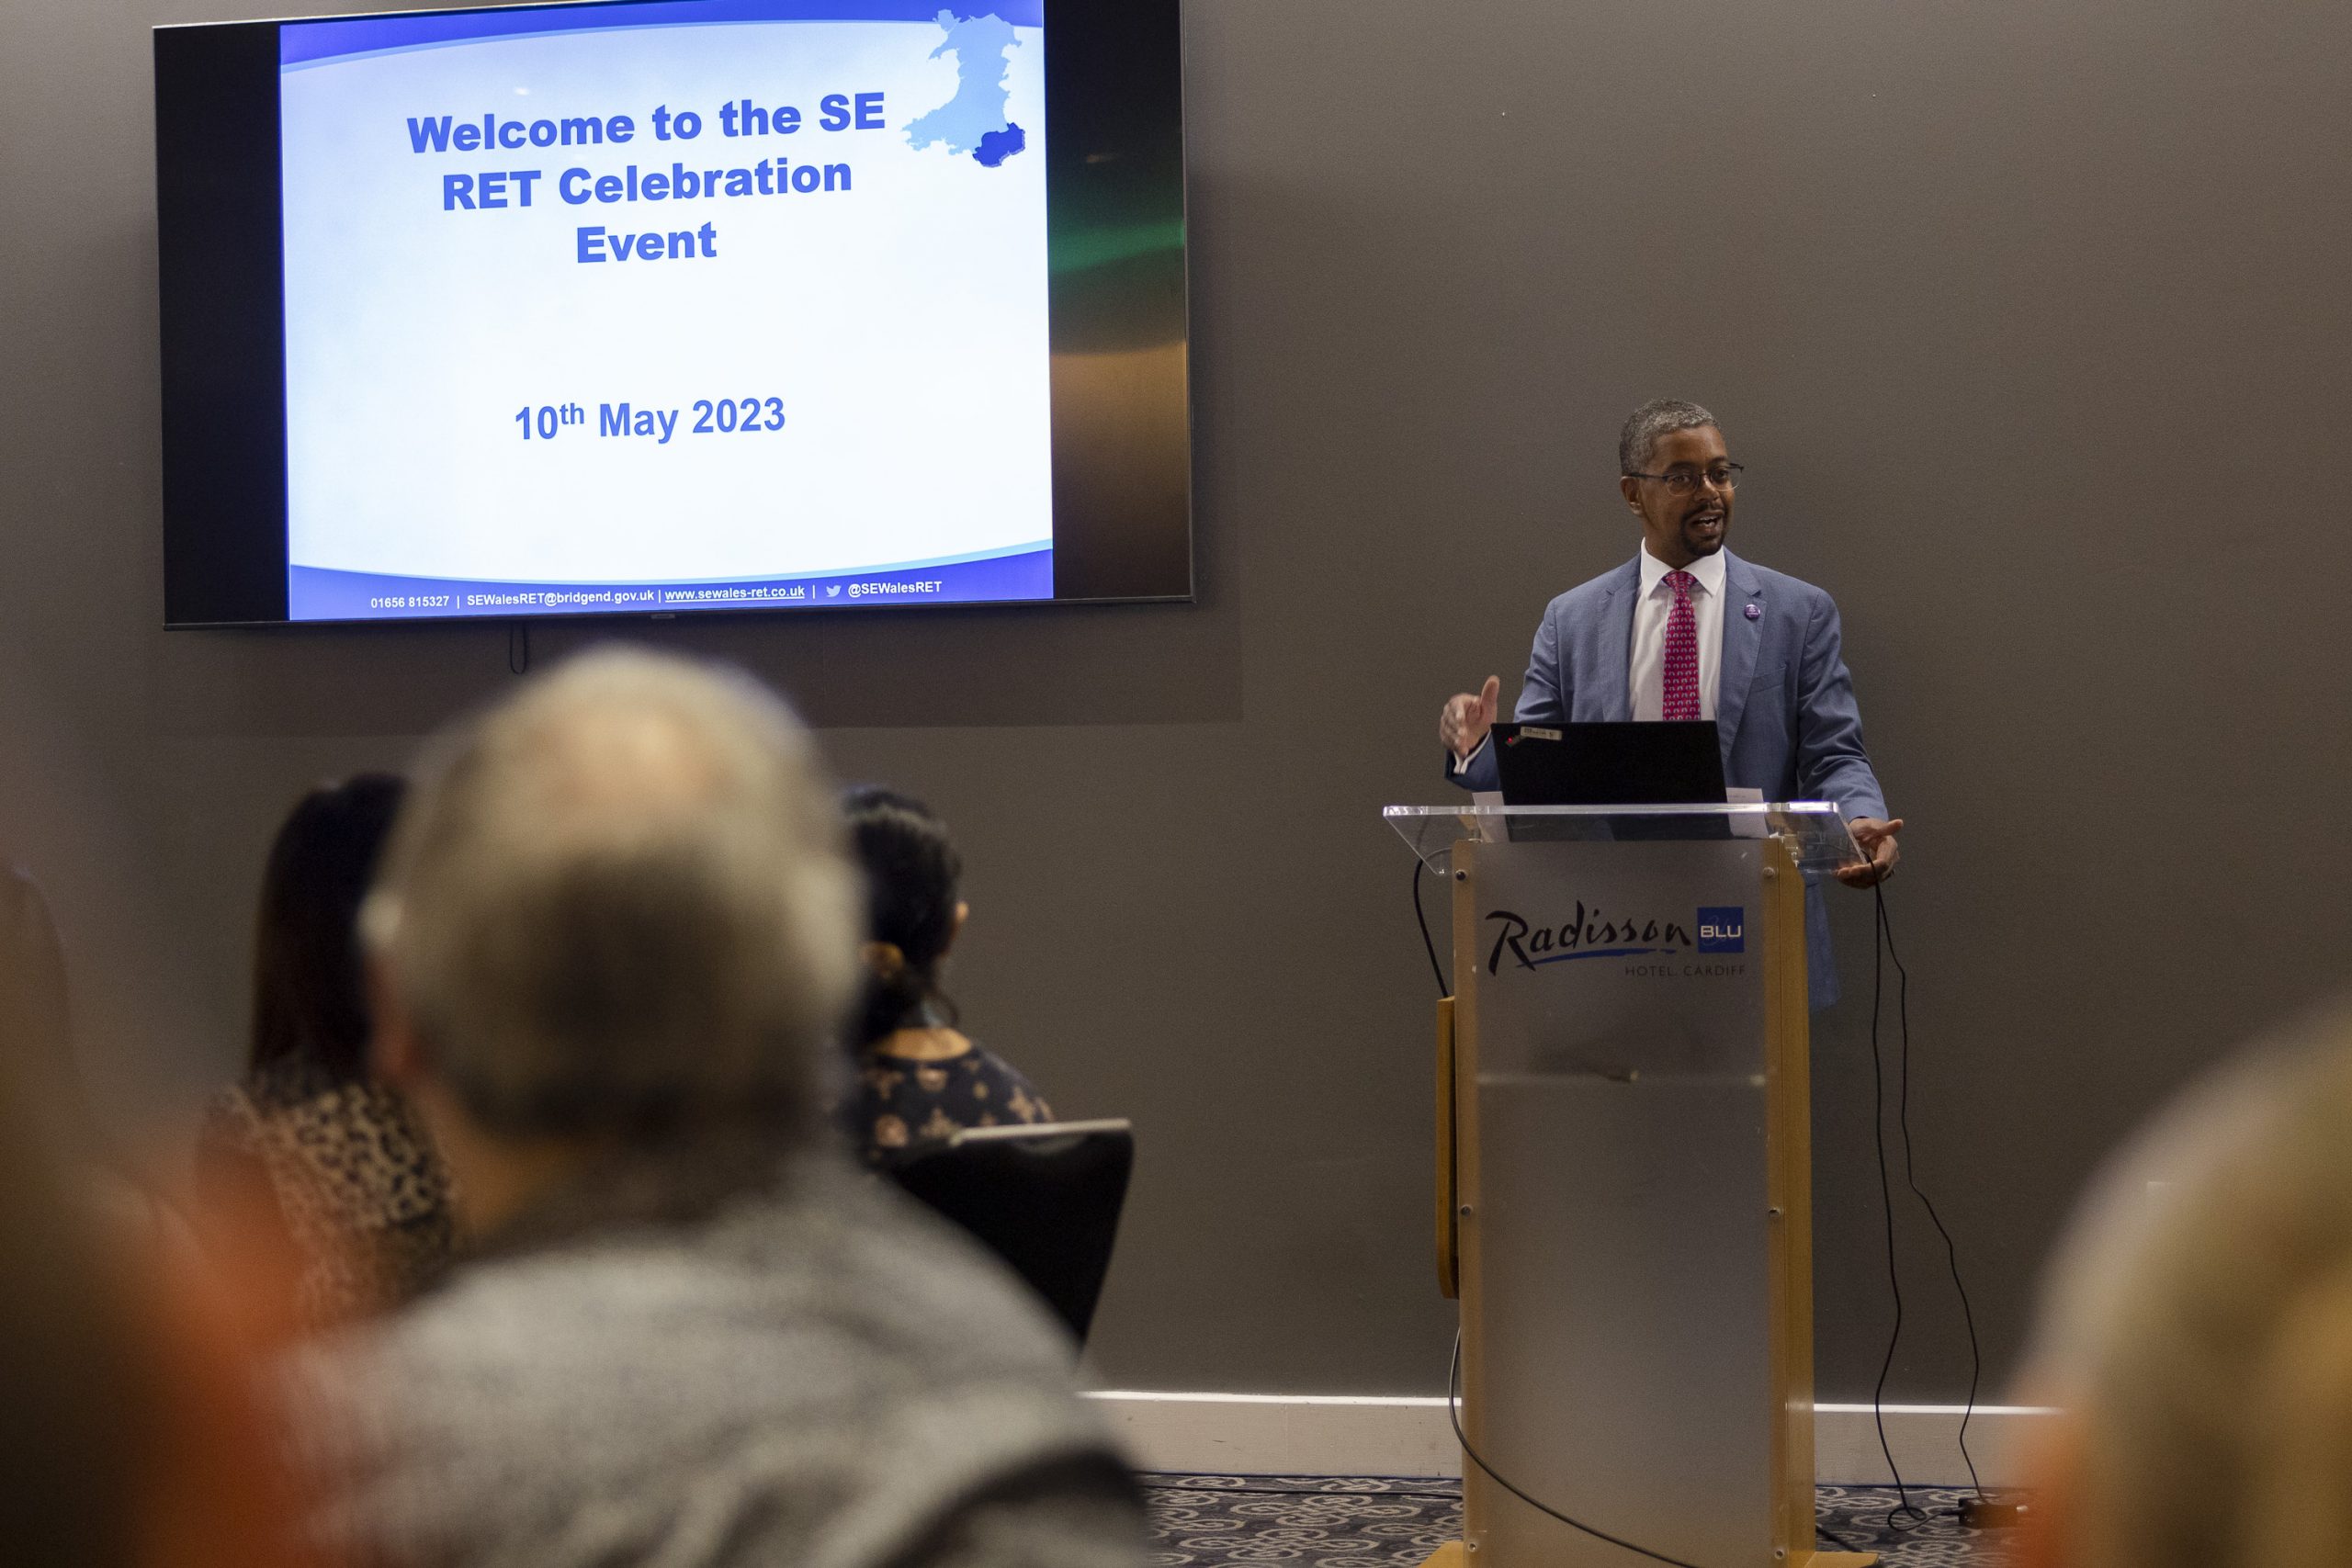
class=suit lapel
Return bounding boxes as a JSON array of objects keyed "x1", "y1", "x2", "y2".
[
  {"x1": 1597, "y1": 560, "x2": 1638, "y2": 722},
  {"x1": 1713, "y1": 551, "x2": 1764, "y2": 768}
]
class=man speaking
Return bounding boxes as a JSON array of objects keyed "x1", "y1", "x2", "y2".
[{"x1": 1440, "y1": 399, "x2": 1902, "y2": 1007}]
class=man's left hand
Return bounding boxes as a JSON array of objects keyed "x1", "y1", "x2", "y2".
[{"x1": 1837, "y1": 817, "x2": 1904, "y2": 887}]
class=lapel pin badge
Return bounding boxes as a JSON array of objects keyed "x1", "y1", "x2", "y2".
[{"x1": 1744, "y1": 603, "x2": 1761, "y2": 620}]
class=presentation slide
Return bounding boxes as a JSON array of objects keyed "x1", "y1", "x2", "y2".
[{"x1": 277, "y1": 0, "x2": 1051, "y2": 621}]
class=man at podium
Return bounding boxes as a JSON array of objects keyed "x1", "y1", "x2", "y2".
[{"x1": 1438, "y1": 398, "x2": 1902, "y2": 1007}]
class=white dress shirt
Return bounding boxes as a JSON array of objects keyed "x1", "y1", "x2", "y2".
[
  {"x1": 1629, "y1": 543, "x2": 1725, "y2": 722},
  {"x1": 1451, "y1": 544, "x2": 1730, "y2": 774}
]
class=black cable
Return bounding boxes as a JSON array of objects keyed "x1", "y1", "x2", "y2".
[
  {"x1": 1866, "y1": 874, "x2": 1926, "y2": 1532},
  {"x1": 508, "y1": 620, "x2": 531, "y2": 674},
  {"x1": 1413, "y1": 856, "x2": 1450, "y2": 998},
  {"x1": 1446, "y1": 1332, "x2": 1715, "y2": 1568},
  {"x1": 1815, "y1": 1520, "x2": 1866, "y2": 1554},
  {"x1": 1877, "y1": 885, "x2": 1987, "y2": 1501}
]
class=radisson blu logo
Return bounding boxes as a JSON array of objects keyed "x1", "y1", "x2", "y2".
[
  {"x1": 1697, "y1": 907, "x2": 1745, "y2": 953},
  {"x1": 1484, "y1": 902, "x2": 1745, "y2": 975}
]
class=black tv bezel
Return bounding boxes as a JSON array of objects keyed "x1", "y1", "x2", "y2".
[{"x1": 155, "y1": 0, "x2": 1190, "y2": 628}]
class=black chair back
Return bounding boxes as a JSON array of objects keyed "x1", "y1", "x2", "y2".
[{"x1": 884, "y1": 1118, "x2": 1133, "y2": 1344}]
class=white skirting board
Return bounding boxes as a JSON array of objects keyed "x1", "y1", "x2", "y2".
[{"x1": 1086, "y1": 1392, "x2": 2056, "y2": 1487}]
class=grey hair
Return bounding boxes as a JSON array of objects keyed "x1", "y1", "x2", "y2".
[
  {"x1": 1618, "y1": 399, "x2": 1719, "y2": 475},
  {"x1": 2024, "y1": 1005, "x2": 2352, "y2": 1568},
  {"x1": 362, "y1": 647, "x2": 860, "y2": 1139}
]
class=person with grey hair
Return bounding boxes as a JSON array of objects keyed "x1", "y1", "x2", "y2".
[
  {"x1": 290, "y1": 648, "x2": 1144, "y2": 1568},
  {"x1": 2016, "y1": 1004, "x2": 2352, "y2": 1568},
  {"x1": 1436, "y1": 398, "x2": 1903, "y2": 1007}
]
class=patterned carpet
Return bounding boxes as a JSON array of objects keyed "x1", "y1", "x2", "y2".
[{"x1": 1140, "y1": 1476, "x2": 2020, "y2": 1567}]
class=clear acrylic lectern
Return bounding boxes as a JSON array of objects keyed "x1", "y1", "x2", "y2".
[{"x1": 1384, "y1": 803, "x2": 1874, "y2": 1568}]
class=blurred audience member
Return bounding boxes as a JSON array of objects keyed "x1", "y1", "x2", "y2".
[
  {"x1": 1, "y1": 863, "x2": 79, "y2": 1146},
  {"x1": 0, "y1": 926, "x2": 320, "y2": 1568},
  {"x1": 196, "y1": 775, "x2": 456, "y2": 1328},
  {"x1": 2019, "y1": 1004, "x2": 2352, "y2": 1568},
  {"x1": 3, "y1": 863, "x2": 197, "y2": 1253},
  {"x1": 0, "y1": 875, "x2": 145, "y2": 1566},
  {"x1": 842, "y1": 787, "x2": 1052, "y2": 1162},
  {"x1": 290, "y1": 650, "x2": 1141, "y2": 1568}
]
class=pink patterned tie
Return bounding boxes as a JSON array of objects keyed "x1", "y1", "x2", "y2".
[{"x1": 1662, "y1": 570, "x2": 1701, "y2": 722}]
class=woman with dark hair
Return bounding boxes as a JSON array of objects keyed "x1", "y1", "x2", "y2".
[
  {"x1": 842, "y1": 787, "x2": 1052, "y2": 1162},
  {"x1": 196, "y1": 774, "x2": 454, "y2": 1328}
]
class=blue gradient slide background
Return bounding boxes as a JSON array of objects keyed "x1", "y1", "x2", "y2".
[{"x1": 277, "y1": 0, "x2": 1052, "y2": 620}]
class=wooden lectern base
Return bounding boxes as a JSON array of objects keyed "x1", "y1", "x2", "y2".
[{"x1": 1415, "y1": 1542, "x2": 1877, "y2": 1567}]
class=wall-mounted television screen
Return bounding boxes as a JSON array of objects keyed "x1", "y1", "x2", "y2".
[{"x1": 155, "y1": 0, "x2": 1188, "y2": 626}]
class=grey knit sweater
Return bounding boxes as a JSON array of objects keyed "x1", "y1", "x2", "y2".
[{"x1": 288, "y1": 1147, "x2": 1144, "y2": 1568}]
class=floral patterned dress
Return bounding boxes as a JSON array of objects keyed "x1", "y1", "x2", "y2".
[
  {"x1": 848, "y1": 1042, "x2": 1053, "y2": 1166},
  {"x1": 194, "y1": 1058, "x2": 457, "y2": 1328}
]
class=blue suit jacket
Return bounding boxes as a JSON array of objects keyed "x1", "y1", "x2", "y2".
[{"x1": 1452, "y1": 549, "x2": 1887, "y2": 1006}]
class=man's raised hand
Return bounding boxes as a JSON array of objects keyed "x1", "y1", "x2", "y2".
[{"x1": 1440, "y1": 675, "x2": 1501, "y2": 761}]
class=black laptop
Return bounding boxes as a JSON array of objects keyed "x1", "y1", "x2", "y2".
[
  {"x1": 1491, "y1": 720, "x2": 1725, "y2": 805},
  {"x1": 1490, "y1": 720, "x2": 1727, "y2": 839}
]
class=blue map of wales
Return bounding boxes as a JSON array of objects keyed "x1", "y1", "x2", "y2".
[{"x1": 903, "y1": 9, "x2": 1027, "y2": 167}]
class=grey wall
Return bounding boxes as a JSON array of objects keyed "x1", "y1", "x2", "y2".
[{"x1": 6, "y1": 0, "x2": 2351, "y2": 1403}]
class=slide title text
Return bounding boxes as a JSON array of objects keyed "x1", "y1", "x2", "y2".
[{"x1": 405, "y1": 92, "x2": 890, "y2": 263}]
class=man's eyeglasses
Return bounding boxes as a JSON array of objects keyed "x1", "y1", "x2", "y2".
[{"x1": 1623, "y1": 462, "x2": 1743, "y2": 497}]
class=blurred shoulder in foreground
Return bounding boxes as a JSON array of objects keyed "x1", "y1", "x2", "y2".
[{"x1": 0, "y1": 872, "x2": 325, "y2": 1568}]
